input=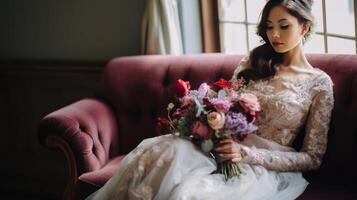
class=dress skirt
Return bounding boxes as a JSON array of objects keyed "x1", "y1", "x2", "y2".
[{"x1": 86, "y1": 134, "x2": 308, "y2": 200}]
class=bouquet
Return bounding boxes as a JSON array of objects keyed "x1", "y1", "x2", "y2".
[{"x1": 156, "y1": 78, "x2": 261, "y2": 180}]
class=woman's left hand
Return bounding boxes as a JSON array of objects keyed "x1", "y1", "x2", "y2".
[{"x1": 214, "y1": 139, "x2": 242, "y2": 163}]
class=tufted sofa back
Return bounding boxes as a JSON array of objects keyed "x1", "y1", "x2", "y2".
[
  {"x1": 101, "y1": 53, "x2": 357, "y2": 183},
  {"x1": 101, "y1": 54, "x2": 240, "y2": 153}
]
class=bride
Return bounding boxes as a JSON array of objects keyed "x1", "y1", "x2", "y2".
[{"x1": 87, "y1": 0, "x2": 334, "y2": 199}]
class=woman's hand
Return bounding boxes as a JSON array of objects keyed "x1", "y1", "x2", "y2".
[{"x1": 214, "y1": 139, "x2": 242, "y2": 163}]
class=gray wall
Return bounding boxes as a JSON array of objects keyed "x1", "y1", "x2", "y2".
[
  {"x1": 0, "y1": 0, "x2": 146, "y2": 199},
  {"x1": 0, "y1": 0, "x2": 145, "y2": 61}
]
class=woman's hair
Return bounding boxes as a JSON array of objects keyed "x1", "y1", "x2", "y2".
[{"x1": 237, "y1": 0, "x2": 315, "y2": 82}]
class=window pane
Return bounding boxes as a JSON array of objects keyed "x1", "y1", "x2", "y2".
[
  {"x1": 218, "y1": 0, "x2": 245, "y2": 22},
  {"x1": 326, "y1": 0, "x2": 355, "y2": 37},
  {"x1": 247, "y1": 0, "x2": 266, "y2": 23},
  {"x1": 328, "y1": 36, "x2": 356, "y2": 54},
  {"x1": 311, "y1": 0, "x2": 323, "y2": 33},
  {"x1": 304, "y1": 34, "x2": 325, "y2": 53},
  {"x1": 248, "y1": 25, "x2": 264, "y2": 51},
  {"x1": 220, "y1": 23, "x2": 247, "y2": 54}
]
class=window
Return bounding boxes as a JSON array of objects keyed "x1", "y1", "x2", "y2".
[{"x1": 218, "y1": 0, "x2": 357, "y2": 54}]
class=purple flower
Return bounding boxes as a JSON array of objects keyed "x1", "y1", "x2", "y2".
[{"x1": 225, "y1": 112, "x2": 257, "y2": 138}]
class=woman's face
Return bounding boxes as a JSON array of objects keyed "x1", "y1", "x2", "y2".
[{"x1": 266, "y1": 5, "x2": 307, "y2": 53}]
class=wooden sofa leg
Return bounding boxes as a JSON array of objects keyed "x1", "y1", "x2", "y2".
[{"x1": 46, "y1": 135, "x2": 78, "y2": 200}]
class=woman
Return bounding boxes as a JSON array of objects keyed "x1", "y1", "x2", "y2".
[{"x1": 87, "y1": 0, "x2": 334, "y2": 199}]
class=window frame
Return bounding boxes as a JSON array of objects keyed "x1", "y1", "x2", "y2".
[{"x1": 218, "y1": 0, "x2": 357, "y2": 54}]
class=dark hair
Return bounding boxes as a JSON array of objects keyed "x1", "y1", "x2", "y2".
[{"x1": 237, "y1": 0, "x2": 315, "y2": 82}]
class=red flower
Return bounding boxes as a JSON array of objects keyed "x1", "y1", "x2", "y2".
[
  {"x1": 203, "y1": 97, "x2": 214, "y2": 110},
  {"x1": 155, "y1": 117, "x2": 171, "y2": 135},
  {"x1": 247, "y1": 111, "x2": 259, "y2": 123},
  {"x1": 213, "y1": 78, "x2": 230, "y2": 89},
  {"x1": 175, "y1": 79, "x2": 191, "y2": 97}
]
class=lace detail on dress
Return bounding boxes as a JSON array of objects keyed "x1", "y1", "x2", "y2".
[
  {"x1": 241, "y1": 145, "x2": 314, "y2": 171},
  {"x1": 300, "y1": 72, "x2": 334, "y2": 169},
  {"x1": 108, "y1": 135, "x2": 176, "y2": 199},
  {"x1": 232, "y1": 59, "x2": 334, "y2": 172},
  {"x1": 248, "y1": 74, "x2": 316, "y2": 146}
]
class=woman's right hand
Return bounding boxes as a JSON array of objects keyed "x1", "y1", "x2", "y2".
[{"x1": 214, "y1": 139, "x2": 242, "y2": 163}]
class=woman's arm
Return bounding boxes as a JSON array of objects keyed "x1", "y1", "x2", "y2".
[{"x1": 240, "y1": 74, "x2": 334, "y2": 171}]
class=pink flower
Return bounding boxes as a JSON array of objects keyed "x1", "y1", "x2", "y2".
[
  {"x1": 173, "y1": 106, "x2": 194, "y2": 119},
  {"x1": 179, "y1": 96, "x2": 195, "y2": 107},
  {"x1": 175, "y1": 79, "x2": 190, "y2": 97},
  {"x1": 173, "y1": 97, "x2": 196, "y2": 118},
  {"x1": 224, "y1": 87, "x2": 235, "y2": 98},
  {"x1": 238, "y1": 93, "x2": 261, "y2": 114},
  {"x1": 207, "y1": 112, "x2": 225, "y2": 130},
  {"x1": 210, "y1": 98, "x2": 232, "y2": 113},
  {"x1": 198, "y1": 83, "x2": 210, "y2": 98},
  {"x1": 191, "y1": 121, "x2": 210, "y2": 139},
  {"x1": 231, "y1": 77, "x2": 245, "y2": 91}
]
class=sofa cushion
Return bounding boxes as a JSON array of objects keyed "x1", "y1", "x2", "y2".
[
  {"x1": 78, "y1": 155, "x2": 125, "y2": 187},
  {"x1": 296, "y1": 182, "x2": 357, "y2": 200}
]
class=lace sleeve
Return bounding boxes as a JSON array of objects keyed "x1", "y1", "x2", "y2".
[
  {"x1": 240, "y1": 73, "x2": 334, "y2": 172},
  {"x1": 231, "y1": 55, "x2": 250, "y2": 81}
]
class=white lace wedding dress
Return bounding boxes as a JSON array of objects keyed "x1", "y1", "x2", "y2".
[{"x1": 86, "y1": 57, "x2": 334, "y2": 200}]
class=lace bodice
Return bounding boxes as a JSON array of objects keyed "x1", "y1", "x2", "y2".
[{"x1": 231, "y1": 56, "x2": 334, "y2": 172}]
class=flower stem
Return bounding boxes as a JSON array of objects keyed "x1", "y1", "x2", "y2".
[{"x1": 213, "y1": 161, "x2": 241, "y2": 181}]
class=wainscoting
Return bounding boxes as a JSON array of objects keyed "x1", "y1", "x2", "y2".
[{"x1": 0, "y1": 61, "x2": 104, "y2": 199}]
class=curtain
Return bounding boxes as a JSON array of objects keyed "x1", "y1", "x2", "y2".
[
  {"x1": 141, "y1": 0, "x2": 183, "y2": 55},
  {"x1": 179, "y1": 0, "x2": 203, "y2": 54}
]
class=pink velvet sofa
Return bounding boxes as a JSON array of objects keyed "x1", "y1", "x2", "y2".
[{"x1": 38, "y1": 54, "x2": 357, "y2": 199}]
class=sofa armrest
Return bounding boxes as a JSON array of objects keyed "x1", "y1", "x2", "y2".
[{"x1": 38, "y1": 98, "x2": 119, "y2": 199}]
